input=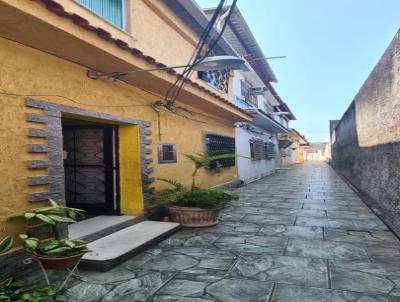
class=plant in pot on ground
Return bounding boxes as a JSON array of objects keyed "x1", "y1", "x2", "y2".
[
  {"x1": 155, "y1": 152, "x2": 239, "y2": 227},
  {"x1": 10, "y1": 199, "x2": 89, "y2": 270},
  {"x1": 0, "y1": 236, "x2": 58, "y2": 302}
]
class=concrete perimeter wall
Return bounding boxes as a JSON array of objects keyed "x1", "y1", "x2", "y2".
[{"x1": 331, "y1": 30, "x2": 400, "y2": 235}]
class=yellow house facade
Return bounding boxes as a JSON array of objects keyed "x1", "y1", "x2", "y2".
[{"x1": 0, "y1": 0, "x2": 251, "y2": 240}]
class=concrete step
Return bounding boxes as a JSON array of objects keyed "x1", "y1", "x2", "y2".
[
  {"x1": 80, "y1": 221, "x2": 180, "y2": 271},
  {"x1": 68, "y1": 215, "x2": 144, "y2": 243}
]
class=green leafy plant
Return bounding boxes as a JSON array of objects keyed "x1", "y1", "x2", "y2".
[
  {"x1": 157, "y1": 179, "x2": 238, "y2": 209},
  {"x1": 155, "y1": 153, "x2": 238, "y2": 209},
  {"x1": 177, "y1": 188, "x2": 238, "y2": 208},
  {"x1": 10, "y1": 199, "x2": 88, "y2": 258},
  {"x1": 0, "y1": 236, "x2": 13, "y2": 254},
  {"x1": 0, "y1": 279, "x2": 57, "y2": 302},
  {"x1": 184, "y1": 153, "x2": 235, "y2": 189},
  {"x1": 155, "y1": 152, "x2": 239, "y2": 209},
  {"x1": 0, "y1": 236, "x2": 57, "y2": 302},
  {"x1": 10, "y1": 199, "x2": 85, "y2": 226},
  {"x1": 19, "y1": 235, "x2": 89, "y2": 257}
]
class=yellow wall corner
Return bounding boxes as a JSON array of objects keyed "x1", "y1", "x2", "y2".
[{"x1": 118, "y1": 125, "x2": 144, "y2": 216}]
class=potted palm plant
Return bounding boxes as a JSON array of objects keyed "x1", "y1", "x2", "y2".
[
  {"x1": 10, "y1": 199, "x2": 89, "y2": 269},
  {"x1": 157, "y1": 152, "x2": 238, "y2": 227}
]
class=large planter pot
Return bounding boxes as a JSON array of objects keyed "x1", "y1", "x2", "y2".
[
  {"x1": 167, "y1": 205, "x2": 224, "y2": 227},
  {"x1": 33, "y1": 252, "x2": 85, "y2": 270}
]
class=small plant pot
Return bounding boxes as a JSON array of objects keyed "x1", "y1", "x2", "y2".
[
  {"x1": 167, "y1": 205, "x2": 224, "y2": 227},
  {"x1": 33, "y1": 253, "x2": 85, "y2": 270}
]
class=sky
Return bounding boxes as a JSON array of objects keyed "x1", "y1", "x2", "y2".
[{"x1": 197, "y1": 0, "x2": 400, "y2": 142}]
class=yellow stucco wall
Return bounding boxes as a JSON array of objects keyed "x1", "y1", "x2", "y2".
[
  {"x1": 0, "y1": 37, "x2": 238, "y2": 240},
  {"x1": 129, "y1": 0, "x2": 200, "y2": 67},
  {"x1": 1, "y1": 0, "x2": 225, "y2": 92},
  {"x1": 119, "y1": 125, "x2": 144, "y2": 216}
]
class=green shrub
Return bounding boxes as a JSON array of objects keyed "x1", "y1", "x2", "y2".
[{"x1": 175, "y1": 188, "x2": 238, "y2": 208}]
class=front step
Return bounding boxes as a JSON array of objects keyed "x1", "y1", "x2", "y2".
[
  {"x1": 68, "y1": 215, "x2": 144, "y2": 243},
  {"x1": 80, "y1": 221, "x2": 180, "y2": 271}
]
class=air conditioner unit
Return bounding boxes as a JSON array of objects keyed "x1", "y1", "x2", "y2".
[{"x1": 250, "y1": 87, "x2": 267, "y2": 95}]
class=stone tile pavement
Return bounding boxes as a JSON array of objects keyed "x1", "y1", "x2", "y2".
[{"x1": 65, "y1": 162, "x2": 400, "y2": 301}]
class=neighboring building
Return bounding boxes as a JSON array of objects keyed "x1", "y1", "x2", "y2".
[
  {"x1": 0, "y1": 0, "x2": 253, "y2": 273},
  {"x1": 331, "y1": 29, "x2": 400, "y2": 237},
  {"x1": 329, "y1": 120, "x2": 340, "y2": 142},
  {"x1": 278, "y1": 128, "x2": 309, "y2": 166},
  {"x1": 326, "y1": 120, "x2": 340, "y2": 159},
  {"x1": 289, "y1": 129, "x2": 309, "y2": 164},
  {"x1": 303, "y1": 142, "x2": 329, "y2": 161},
  {"x1": 204, "y1": 6, "x2": 297, "y2": 183}
]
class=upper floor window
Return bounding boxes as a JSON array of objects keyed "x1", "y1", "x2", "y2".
[
  {"x1": 241, "y1": 80, "x2": 258, "y2": 107},
  {"x1": 198, "y1": 70, "x2": 229, "y2": 93},
  {"x1": 77, "y1": 0, "x2": 125, "y2": 29},
  {"x1": 280, "y1": 117, "x2": 289, "y2": 128}
]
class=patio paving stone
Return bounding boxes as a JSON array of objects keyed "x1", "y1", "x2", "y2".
[
  {"x1": 259, "y1": 224, "x2": 323, "y2": 240},
  {"x1": 285, "y1": 238, "x2": 369, "y2": 260},
  {"x1": 63, "y1": 162, "x2": 400, "y2": 301},
  {"x1": 270, "y1": 283, "x2": 391, "y2": 302},
  {"x1": 229, "y1": 254, "x2": 328, "y2": 288}
]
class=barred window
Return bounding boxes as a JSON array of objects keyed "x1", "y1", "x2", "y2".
[
  {"x1": 250, "y1": 140, "x2": 276, "y2": 160},
  {"x1": 265, "y1": 142, "x2": 277, "y2": 159},
  {"x1": 241, "y1": 80, "x2": 258, "y2": 107},
  {"x1": 250, "y1": 139, "x2": 265, "y2": 160},
  {"x1": 198, "y1": 70, "x2": 229, "y2": 93},
  {"x1": 204, "y1": 134, "x2": 235, "y2": 168}
]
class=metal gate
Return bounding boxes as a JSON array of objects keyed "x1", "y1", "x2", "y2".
[{"x1": 63, "y1": 125, "x2": 117, "y2": 215}]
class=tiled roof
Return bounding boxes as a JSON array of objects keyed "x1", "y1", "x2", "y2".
[{"x1": 36, "y1": 0, "x2": 252, "y2": 118}]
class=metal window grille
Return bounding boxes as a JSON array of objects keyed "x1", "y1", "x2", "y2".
[
  {"x1": 241, "y1": 80, "x2": 258, "y2": 107},
  {"x1": 198, "y1": 69, "x2": 229, "y2": 93},
  {"x1": 77, "y1": 0, "x2": 124, "y2": 29},
  {"x1": 265, "y1": 142, "x2": 277, "y2": 159},
  {"x1": 158, "y1": 143, "x2": 177, "y2": 163},
  {"x1": 250, "y1": 140, "x2": 276, "y2": 160},
  {"x1": 204, "y1": 134, "x2": 235, "y2": 168},
  {"x1": 250, "y1": 139, "x2": 265, "y2": 160}
]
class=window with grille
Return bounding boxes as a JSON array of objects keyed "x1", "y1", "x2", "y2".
[
  {"x1": 241, "y1": 80, "x2": 258, "y2": 107},
  {"x1": 158, "y1": 143, "x2": 177, "y2": 163},
  {"x1": 77, "y1": 0, "x2": 125, "y2": 29},
  {"x1": 265, "y1": 142, "x2": 277, "y2": 159},
  {"x1": 204, "y1": 134, "x2": 235, "y2": 168},
  {"x1": 250, "y1": 139, "x2": 265, "y2": 160},
  {"x1": 250, "y1": 140, "x2": 276, "y2": 160},
  {"x1": 198, "y1": 69, "x2": 229, "y2": 93}
]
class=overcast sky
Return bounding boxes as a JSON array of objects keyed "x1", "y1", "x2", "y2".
[{"x1": 197, "y1": 0, "x2": 400, "y2": 142}]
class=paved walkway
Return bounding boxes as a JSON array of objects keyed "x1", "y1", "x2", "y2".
[{"x1": 66, "y1": 162, "x2": 400, "y2": 302}]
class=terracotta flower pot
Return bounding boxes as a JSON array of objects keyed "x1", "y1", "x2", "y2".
[
  {"x1": 33, "y1": 252, "x2": 85, "y2": 270},
  {"x1": 167, "y1": 205, "x2": 224, "y2": 227}
]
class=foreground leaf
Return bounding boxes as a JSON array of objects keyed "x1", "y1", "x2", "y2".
[
  {"x1": 0, "y1": 236, "x2": 13, "y2": 254},
  {"x1": 35, "y1": 214, "x2": 55, "y2": 225}
]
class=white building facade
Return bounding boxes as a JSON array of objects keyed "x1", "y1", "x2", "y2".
[
  {"x1": 204, "y1": 6, "x2": 300, "y2": 183},
  {"x1": 230, "y1": 68, "x2": 288, "y2": 183}
]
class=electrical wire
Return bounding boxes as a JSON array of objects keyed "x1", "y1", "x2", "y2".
[
  {"x1": 164, "y1": 0, "x2": 227, "y2": 106},
  {"x1": 0, "y1": 90, "x2": 152, "y2": 108},
  {"x1": 201, "y1": 0, "x2": 237, "y2": 60},
  {"x1": 0, "y1": 88, "x2": 232, "y2": 134},
  {"x1": 166, "y1": 0, "x2": 238, "y2": 110}
]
